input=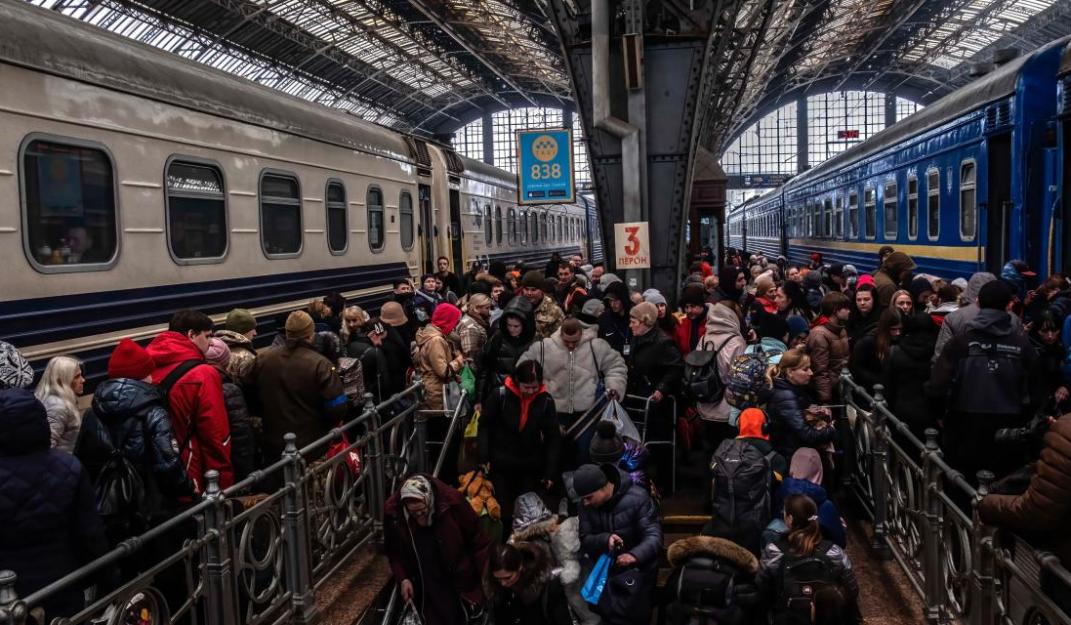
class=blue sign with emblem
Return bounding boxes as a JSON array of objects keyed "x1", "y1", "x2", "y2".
[{"x1": 516, "y1": 129, "x2": 575, "y2": 205}]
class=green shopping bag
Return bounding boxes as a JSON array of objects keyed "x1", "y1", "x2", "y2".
[{"x1": 460, "y1": 364, "x2": 477, "y2": 397}]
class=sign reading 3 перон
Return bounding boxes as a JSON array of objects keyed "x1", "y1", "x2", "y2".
[{"x1": 516, "y1": 129, "x2": 575, "y2": 205}]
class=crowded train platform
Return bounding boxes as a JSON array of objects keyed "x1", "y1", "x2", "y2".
[{"x1": 3, "y1": 0, "x2": 1071, "y2": 624}]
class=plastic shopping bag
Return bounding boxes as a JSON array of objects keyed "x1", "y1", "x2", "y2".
[
  {"x1": 464, "y1": 409, "x2": 481, "y2": 439},
  {"x1": 401, "y1": 601, "x2": 423, "y2": 625},
  {"x1": 580, "y1": 554, "x2": 613, "y2": 605},
  {"x1": 444, "y1": 380, "x2": 464, "y2": 412},
  {"x1": 600, "y1": 399, "x2": 641, "y2": 442},
  {"x1": 460, "y1": 364, "x2": 477, "y2": 397}
]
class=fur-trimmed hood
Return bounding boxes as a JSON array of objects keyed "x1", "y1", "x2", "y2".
[
  {"x1": 511, "y1": 517, "x2": 559, "y2": 543},
  {"x1": 667, "y1": 535, "x2": 759, "y2": 574}
]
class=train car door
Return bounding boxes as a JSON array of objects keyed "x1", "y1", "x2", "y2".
[
  {"x1": 449, "y1": 189, "x2": 464, "y2": 271},
  {"x1": 419, "y1": 184, "x2": 434, "y2": 275},
  {"x1": 986, "y1": 133, "x2": 1013, "y2": 271}
]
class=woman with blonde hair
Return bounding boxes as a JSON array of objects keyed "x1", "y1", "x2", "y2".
[
  {"x1": 890, "y1": 289, "x2": 913, "y2": 316},
  {"x1": 766, "y1": 348, "x2": 837, "y2": 460},
  {"x1": 34, "y1": 355, "x2": 85, "y2": 453}
]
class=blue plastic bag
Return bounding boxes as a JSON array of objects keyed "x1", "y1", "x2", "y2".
[{"x1": 580, "y1": 554, "x2": 613, "y2": 605}]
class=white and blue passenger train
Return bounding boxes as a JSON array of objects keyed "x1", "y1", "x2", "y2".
[
  {"x1": 728, "y1": 36, "x2": 1071, "y2": 281},
  {"x1": 0, "y1": 1, "x2": 601, "y2": 381}
]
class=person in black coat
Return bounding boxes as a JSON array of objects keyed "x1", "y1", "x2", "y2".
[
  {"x1": 575, "y1": 463, "x2": 663, "y2": 625},
  {"x1": 849, "y1": 308, "x2": 901, "y2": 395},
  {"x1": 626, "y1": 302, "x2": 683, "y2": 491},
  {"x1": 475, "y1": 296, "x2": 536, "y2": 405},
  {"x1": 598, "y1": 281, "x2": 633, "y2": 354},
  {"x1": 0, "y1": 388, "x2": 111, "y2": 619},
  {"x1": 477, "y1": 360, "x2": 561, "y2": 532},
  {"x1": 882, "y1": 312, "x2": 938, "y2": 440},
  {"x1": 766, "y1": 349, "x2": 838, "y2": 461},
  {"x1": 379, "y1": 302, "x2": 414, "y2": 400},
  {"x1": 346, "y1": 320, "x2": 392, "y2": 403},
  {"x1": 485, "y1": 541, "x2": 573, "y2": 625}
]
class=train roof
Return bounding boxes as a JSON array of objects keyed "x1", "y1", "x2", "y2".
[
  {"x1": 791, "y1": 36, "x2": 1071, "y2": 189},
  {"x1": 0, "y1": 1, "x2": 413, "y2": 163},
  {"x1": 1062, "y1": 41, "x2": 1071, "y2": 77},
  {"x1": 457, "y1": 155, "x2": 517, "y2": 189}
]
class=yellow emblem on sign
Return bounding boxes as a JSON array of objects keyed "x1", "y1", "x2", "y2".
[{"x1": 531, "y1": 135, "x2": 559, "y2": 162}]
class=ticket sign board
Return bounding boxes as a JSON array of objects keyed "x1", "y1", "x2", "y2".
[
  {"x1": 516, "y1": 129, "x2": 575, "y2": 205},
  {"x1": 614, "y1": 221, "x2": 650, "y2": 270}
]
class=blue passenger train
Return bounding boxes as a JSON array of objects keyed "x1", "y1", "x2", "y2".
[{"x1": 728, "y1": 37, "x2": 1071, "y2": 280}]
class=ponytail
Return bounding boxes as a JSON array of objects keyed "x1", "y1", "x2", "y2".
[{"x1": 784, "y1": 494, "x2": 822, "y2": 556}]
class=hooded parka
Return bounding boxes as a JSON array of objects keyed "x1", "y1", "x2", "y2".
[
  {"x1": 873, "y1": 251, "x2": 916, "y2": 309},
  {"x1": 476, "y1": 297, "x2": 536, "y2": 401},
  {"x1": 519, "y1": 326, "x2": 628, "y2": 415},
  {"x1": 695, "y1": 303, "x2": 747, "y2": 422}
]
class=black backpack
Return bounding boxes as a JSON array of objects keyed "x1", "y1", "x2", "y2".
[
  {"x1": 776, "y1": 539, "x2": 848, "y2": 625},
  {"x1": 684, "y1": 337, "x2": 732, "y2": 403},
  {"x1": 671, "y1": 555, "x2": 737, "y2": 609},
  {"x1": 710, "y1": 439, "x2": 773, "y2": 547},
  {"x1": 94, "y1": 359, "x2": 201, "y2": 536}
]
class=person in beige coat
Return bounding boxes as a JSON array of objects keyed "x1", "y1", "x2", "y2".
[
  {"x1": 694, "y1": 302, "x2": 747, "y2": 441},
  {"x1": 414, "y1": 304, "x2": 465, "y2": 411}
]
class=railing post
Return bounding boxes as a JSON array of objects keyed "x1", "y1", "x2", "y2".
[
  {"x1": 869, "y1": 384, "x2": 893, "y2": 560},
  {"x1": 838, "y1": 371, "x2": 855, "y2": 489},
  {"x1": 971, "y1": 471, "x2": 998, "y2": 625},
  {"x1": 412, "y1": 371, "x2": 429, "y2": 474},
  {"x1": 201, "y1": 470, "x2": 238, "y2": 625},
  {"x1": 364, "y1": 392, "x2": 386, "y2": 537},
  {"x1": 921, "y1": 429, "x2": 944, "y2": 625},
  {"x1": 0, "y1": 571, "x2": 26, "y2": 625},
  {"x1": 282, "y1": 433, "x2": 319, "y2": 625}
]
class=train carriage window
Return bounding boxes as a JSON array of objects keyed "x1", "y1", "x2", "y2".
[
  {"x1": 166, "y1": 159, "x2": 227, "y2": 262},
  {"x1": 883, "y1": 181, "x2": 898, "y2": 240},
  {"x1": 927, "y1": 169, "x2": 940, "y2": 240},
  {"x1": 400, "y1": 191, "x2": 415, "y2": 251},
  {"x1": 495, "y1": 205, "x2": 503, "y2": 245},
  {"x1": 522, "y1": 211, "x2": 529, "y2": 244},
  {"x1": 366, "y1": 186, "x2": 385, "y2": 252},
  {"x1": 531, "y1": 211, "x2": 538, "y2": 243},
  {"x1": 507, "y1": 208, "x2": 516, "y2": 245},
  {"x1": 484, "y1": 204, "x2": 493, "y2": 245},
  {"x1": 863, "y1": 186, "x2": 876, "y2": 239},
  {"x1": 541, "y1": 212, "x2": 548, "y2": 241},
  {"x1": 22, "y1": 138, "x2": 118, "y2": 269},
  {"x1": 834, "y1": 196, "x2": 843, "y2": 239},
  {"x1": 325, "y1": 180, "x2": 347, "y2": 254},
  {"x1": 960, "y1": 161, "x2": 977, "y2": 241},
  {"x1": 907, "y1": 174, "x2": 919, "y2": 240},
  {"x1": 823, "y1": 199, "x2": 833, "y2": 239},
  {"x1": 810, "y1": 201, "x2": 819, "y2": 237},
  {"x1": 261, "y1": 172, "x2": 302, "y2": 256},
  {"x1": 848, "y1": 192, "x2": 859, "y2": 239}
]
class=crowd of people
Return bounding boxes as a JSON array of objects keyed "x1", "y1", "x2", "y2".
[{"x1": 2, "y1": 246, "x2": 1069, "y2": 625}]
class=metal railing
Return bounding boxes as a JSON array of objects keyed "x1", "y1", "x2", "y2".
[
  {"x1": 841, "y1": 372, "x2": 1071, "y2": 625},
  {"x1": 0, "y1": 378, "x2": 439, "y2": 625}
]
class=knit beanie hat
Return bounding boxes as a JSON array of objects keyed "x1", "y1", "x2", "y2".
[
  {"x1": 590, "y1": 421, "x2": 625, "y2": 463},
  {"x1": 786, "y1": 315, "x2": 810, "y2": 340},
  {"x1": 225, "y1": 308, "x2": 256, "y2": 334},
  {"x1": 578, "y1": 299, "x2": 606, "y2": 326},
  {"x1": 643, "y1": 289, "x2": 667, "y2": 306},
  {"x1": 630, "y1": 302, "x2": 658, "y2": 327},
  {"x1": 978, "y1": 280, "x2": 1014, "y2": 310},
  {"x1": 107, "y1": 338, "x2": 155, "y2": 381},
  {"x1": 572, "y1": 464, "x2": 609, "y2": 498},
  {"x1": 599, "y1": 272, "x2": 622, "y2": 287},
  {"x1": 0, "y1": 341, "x2": 34, "y2": 390},
  {"x1": 285, "y1": 310, "x2": 315, "y2": 341},
  {"x1": 679, "y1": 285, "x2": 707, "y2": 308},
  {"x1": 431, "y1": 304, "x2": 462, "y2": 335},
  {"x1": 856, "y1": 274, "x2": 875, "y2": 288},
  {"x1": 736, "y1": 408, "x2": 768, "y2": 441},
  {"x1": 204, "y1": 337, "x2": 231, "y2": 370},
  {"x1": 757, "y1": 313, "x2": 789, "y2": 342},
  {"x1": 908, "y1": 276, "x2": 934, "y2": 301},
  {"x1": 521, "y1": 269, "x2": 545, "y2": 289},
  {"x1": 380, "y1": 302, "x2": 408, "y2": 327}
]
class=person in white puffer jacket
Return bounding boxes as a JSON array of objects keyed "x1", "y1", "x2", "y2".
[{"x1": 520, "y1": 317, "x2": 627, "y2": 465}]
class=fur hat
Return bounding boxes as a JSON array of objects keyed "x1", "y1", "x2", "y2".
[
  {"x1": 630, "y1": 302, "x2": 658, "y2": 327},
  {"x1": 680, "y1": 286, "x2": 707, "y2": 308}
]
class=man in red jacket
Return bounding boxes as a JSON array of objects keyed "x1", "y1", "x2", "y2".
[{"x1": 146, "y1": 309, "x2": 232, "y2": 493}]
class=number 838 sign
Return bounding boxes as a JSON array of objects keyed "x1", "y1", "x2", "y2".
[
  {"x1": 614, "y1": 222, "x2": 650, "y2": 269},
  {"x1": 516, "y1": 129, "x2": 575, "y2": 205}
]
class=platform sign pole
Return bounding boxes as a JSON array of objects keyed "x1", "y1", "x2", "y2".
[{"x1": 515, "y1": 129, "x2": 575, "y2": 205}]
